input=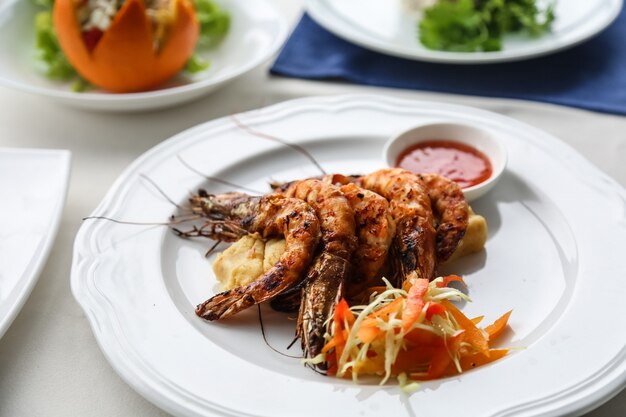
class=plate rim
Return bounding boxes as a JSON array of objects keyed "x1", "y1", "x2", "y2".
[
  {"x1": 0, "y1": 147, "x2": 71, "y2": 339},
  {"x1": 71, "y1": 94, "x2": 626, "y2": 417},
  {"x1": 0, "y1": 0, "x2": 289, "y2": 108},
  {"x1": 303, "y1": 0, "x2": 624, "y2": 64}
]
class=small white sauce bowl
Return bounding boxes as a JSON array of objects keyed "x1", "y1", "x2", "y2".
[{"x1": 383, "y1": 122, "x2": 507, "y2": 201}]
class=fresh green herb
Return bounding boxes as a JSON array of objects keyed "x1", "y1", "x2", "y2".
[
  {"x1": 71, "y1": 78, "x2": 91, "y2": 92},
  {"x1": 419, "y1": 0, "x2": 556, "y2": 52},
  {"x1": 185, "y1": 53, "x2": 210, "y2": 73},
  {"x1": 33, "y1": 0, "x2": 54, "y2": 8},
  {"x1": 33, "y1": 1, "x2": 91, "y2": 90},
  {"x1": 34, "y1": 10, "x2": 77, "y2": 79},
  {"x1": 185, "y1": 0, "x2": 230, "y2": 74},
  {"x1": 194, "y1": 0, "x2": 231, "y2": 48}
]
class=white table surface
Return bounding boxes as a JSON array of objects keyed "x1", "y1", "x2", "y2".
[{"x1": 0, "y1": 1, "x2": 625, "y2": 416}]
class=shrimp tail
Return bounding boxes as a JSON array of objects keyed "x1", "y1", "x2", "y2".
[
  {"x1": 196, "y1": 288, "x2": 256, "y2": 320},
  {"x1": 436, "y1": 222, "x2": 467, "y2": 262},
  {"x1": 418, "y1": 173, "x2": 469, "y2": 263},
  {"x1": 193, "y1": 194, "x2": 322, "y2": 321},
  {"x1": 390, "y1": 211, "x2": 437, "y2": 283},
  {"x1": 195, "y1": 250, "x2": 316, "y2": 320}
]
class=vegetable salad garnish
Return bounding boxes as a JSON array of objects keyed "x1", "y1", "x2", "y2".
[
  {"x1": 33, "y1": 0, "x2": 229, "y2": 92},
  {"x1": 34, "y1": 1, "x2": 78, "y2": 82},
  {"x1": 309, "y1": 275, "x2": 511, "y2": 390},
  {"x1": 418, "y1": 0, "x2": 556, "y2": 52}
]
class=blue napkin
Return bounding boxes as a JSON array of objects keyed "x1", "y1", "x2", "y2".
[{"x1": 271, "y1": 10, "x2": 626, "y2": 115}]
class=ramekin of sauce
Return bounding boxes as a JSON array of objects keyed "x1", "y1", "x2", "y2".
[{"x1": 383, "y1": 122, "x2": 507, "y2": 201}]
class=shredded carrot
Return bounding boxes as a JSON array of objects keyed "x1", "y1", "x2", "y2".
[
  {"x1": 425, "y1": 330, "x2": 465, "y2": 379},
  {"x1": 402, "y1": 279, "x2": 429, "y2": 332},
  {"x1": 359, "y1": 297, "x2": 403, "y2": 329},
  {"x1": 457, "y1": 349, "x2": 509, "y2": 372},
  {"x1": 484, "y1": 310, "x2": 512, "y2": 341},
  {"x1": 321, "y1": 337, "x2": 339, "y2": 354},
  {"x1": 334, "y1": 298, "x2": 354, "y2": 324},
  {"x1": 392, "y1": 346, "x2": 438, "y2": 373},
  {"x1": 354, "y1": 355, "x2": 385, "y2": 374},
  {"x1": 404, "y1": 328, "x2": 444, "y2": 347},
  {"x1": 441, "y1": 299, "x2": 490, "y2": 356},
  {"x1": 425, "y1": 302, "x2": 446, "y2": 321},
  {"x1": 368, "y1": 297, "x2": 403, "y2": 319},
  {"x1": 437, "y1": 274, "x2": 467, "y2": 288},
  {"x1": 316, "y1": 277, "x2": 512, "y2": 390},
  {"x1": 332, "y1": 299, "x2": 349, "y2": 362},
  {"x1": 356, "y1": 324, "x2": 381, "y2": 344},
  {"x1": 326, "y1": 354, "x2": 338, "y2": 376}
]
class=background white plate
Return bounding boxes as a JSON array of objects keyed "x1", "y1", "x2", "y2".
[
  {"x1": 305, "y1": 0, "x2": 623, "y2": 63},
  {"x1": 0, "y1": 148, "x2": 70, "y2": 338},
  {"x1": 0, "y1": 0, "x2": 288, "y2": 111},
  {"x1": 72, "y1": 95, "x2": 626, "y2": 416}
]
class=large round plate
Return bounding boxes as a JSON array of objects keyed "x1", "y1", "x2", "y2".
[
  {"x1": 0, "y1": 0, "x2": 287, "y2": 111},
  {"x1": 304, "y1": 0, "x2": 623, "y2": 63},
  {"x1": 72, "y1": 95, "x2": 626, "y2": 416}
]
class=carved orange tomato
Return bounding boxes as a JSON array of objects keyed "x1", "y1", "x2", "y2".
[{"x1": 54, "y1": 0, "x2": 199, "y2": 93}]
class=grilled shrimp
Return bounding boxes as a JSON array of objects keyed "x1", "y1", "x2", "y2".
[
  {"x1": 280, "y1": 179, "x2": 358, "y2": 361},
  {"x1": 275, "y1": 175, "x2": 395, "y2": 295},
  {"x1": 418, "y1": 173, "x2": 469, "y2": 263},
  {"x1": 189, "y1": 191, "x2": 321, "y2": 321},
  {"x1": 357, "y1": 168, "x2": 436, "y2": 285},
  {"x1": 320, "y1": 175, "x2": 396, "y2": 296}
]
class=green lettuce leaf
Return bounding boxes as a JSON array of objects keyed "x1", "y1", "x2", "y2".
[
  {"x1": 194, "y1": 0, "x2": 230, "y2": 48},
  {"x1": 185, "y1": 53, "x2": 210, "y2": 73},
  {"x1": 419, "y1": 0, "x2": 555, "y2": 52},
  {"x1": 34, "y1": 10, "x2": 76, "y2": 79}
]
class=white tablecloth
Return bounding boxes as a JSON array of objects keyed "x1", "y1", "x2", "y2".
[{"x1": 0, "y1": 1, "x2": 624, "y2": 415}]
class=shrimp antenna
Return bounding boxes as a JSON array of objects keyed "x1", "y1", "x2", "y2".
[
  {"x1": 83, "y1": 215, "x2": 200, "y2": 226},
  {"x1": 304, "y1": 362, "x2": 328, "y2": 376},
  {"x1": 230, "y1": 115, "x2": 326, "y2": 175},
  {"x1": 258, "y1": 305, "x2": 303, "y2": 359},
  {"x1": 139, "y1": 174, "x2": 180, "y2": 209},
  {"x1": 286, "y1": 335, "x2": 299, "y2": 350},
  {"x1": 176, "y1": 154, "x2": 264, "y2": 195},
  {"x1": 204, "y1": 240, "x2": 222, "y2": 257}
]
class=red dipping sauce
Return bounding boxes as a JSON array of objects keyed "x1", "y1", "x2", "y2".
[{"x1": 396, "y1": 140, "x2": 492, "y2": 188}]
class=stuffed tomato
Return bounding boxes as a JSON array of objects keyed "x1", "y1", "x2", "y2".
[{"x1": 53, "y1": 0, "x2": 199, "y2": 92}]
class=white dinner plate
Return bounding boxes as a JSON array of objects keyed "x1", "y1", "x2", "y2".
[
  {"x1": 0, "y1": 148, "x2": 70, "y2": 338},
  {"x1": 304, "y1": 0, "x2": 623, "y2": 63},
  {"x1": 72, "y1": 95, "x2": 626, "y2": 417},
  {"x1": 0, "y1": 0, "x2": 287, "y2": 111}
]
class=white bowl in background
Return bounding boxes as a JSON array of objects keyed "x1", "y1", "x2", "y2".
[
  {"x1": 383, "y1": 121, "x2": 508, "y2": 201},
  {"x1": 0, "y1": 0, "x2": 288, "y2": 112}
]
